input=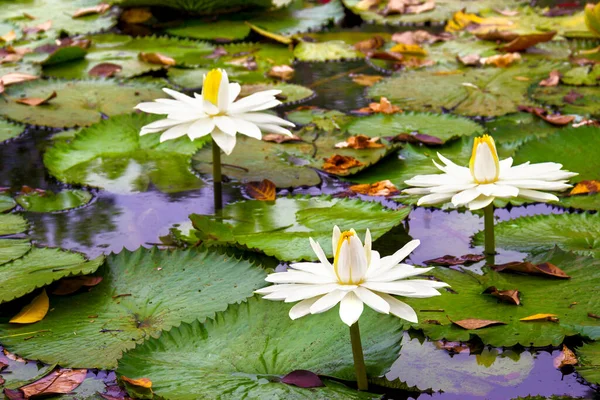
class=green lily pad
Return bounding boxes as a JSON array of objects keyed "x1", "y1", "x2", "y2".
[
  {"x1": 557, "y1": 194, "x2": 600, "y2": 211},
  {"x1": 164, "y1": 0, "x2": 344, "y2": 41},
  {"x1": 578, "y1": 341, "x2": 600, "y2": 385},
  {"x1": 117, "y1": 296, "x2": 399, "y2": 399},
  {"x1": 562, "y1": 64, "x2": 600, "y2": 86},
  {"x1": 0, "y1": 214, "x2": 28, "y2": 236},
  {"x1": 43, "y1": 34, "x2": 215, "y2": 79},
  {"x1": 0, "y1": 0, "x2": 117, "y2": 38},
  {"x1": 0, "y1": 79, "x2": 164, "y2": 128},
  {"x1": 116, "y1": 0, "x2": 283, "y2": 13},
  {"x1": 473, "y1": 213, "x2": 600, "y2": 258},
  {"x1": 44, "y1": 113, "x2": 207, "y2": 194},
  {"x1": 513, "y1": 125, "x2": 598, "y2": 183},
  {"x1": 531, "y1": 85, "x2": 600, "y2": 117},
  {"x1": 368, "y1": 62, "x2": 567, "y2": 117},
  {"x1": 485, "y1": 112, "x2": 561, "y2": 152},
  {"x1": 347, "y1": 113, "x2": 484, "y2": 145},
  {"x1": 0, "y1": 247, "x2": 104, "y2": 303},
  {"x1": 0, "y1": 247, "x2": 267, "y2": 369},
  {"x1": 240, "y1": 83, "x2": 314, "y2": 105},
  {"x1": 0, "y1": 196, "x2": 16, "y2": 213},
  {"x1": 16, "y1": 190, "x2": 92, "y2": 213},
  {"x1": 294, "y1": 41, "x2": 363, "y2": 62},
  {"x1": 285, "y1": 108, "x2": 350, "y2": 126},
  {"x1": 0, "y1": 119, "x2": 25, "y2": 143},
  {"x1": 401, "y1": 248, "x2": 600, "y2": 346},
  {"x1": 178, "y1": 195, "x2": 410, "y2": 261},
  {"x1": 24, "y1": 44, "x2": 88, "y2": 66},
  {"x1": 0, "y1": 239, "x2": 31, "y2": 266}
]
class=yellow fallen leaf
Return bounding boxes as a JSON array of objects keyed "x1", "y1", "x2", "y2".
[
  {"x1": 245, "y1": 22, "x2": 292, "y2": 45},
  {"x1": 0, "y1": 30, "x2": 17, "y2": 42},
  {"x1": 121, "y1": 376, "x2": 153, "y2": 389},
  {"x1": 445, "y1": 10, "x2": 484, "y2": 32},
  {"x1": 480, "y1": 52, "x2": 521, "y2": 68},
  {"x1": 389, "y1": 43, "x2": 427, "y2": 55},
  {"x1": 138, "y1": 52, "x2": 176, "y2": 66},
  {"x1": 10, "y1": 290, "x2": 49, "y2": 324},
  {"x1": 520, "y1": 313, "x2": 559, "y2": 322}
]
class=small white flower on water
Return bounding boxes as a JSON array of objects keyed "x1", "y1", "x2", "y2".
[
  {"x1": 256, "y1": 227, "x2": 449, "y2": 326},
  {"x1": 134, "y1": 68, "x2": 295, "y2": 155},
  {"x1": 403, "y1": 134, "x2": 578, "y2": 210}
]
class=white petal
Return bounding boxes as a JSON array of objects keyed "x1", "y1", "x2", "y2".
[
  {"x1": 231, "y1": 118, "x2": 262, "y2": 139},
  {"x1": 233, "y1": 112, "x2": 295, "y2": 127},
  {"x1": 354, "y1": 287, "x2": 390, "y2": 314},
  {"x1": 364, "y1": 229, "x2": 372, "y2": 268},
  {"x1": 416, "y1": 192, "x2": 454, "y2": 206},
  {"x1": 430, "y1": 183, "x2": 478, "y2": 193},
  {"x1": 284, "y1": 283, "x2": 341, "y2": 303},
  {"x1": 309, "y1": 290, "x2": 348, "y2": 314},
  {"x1": 348, "y1": 235, "x2": 367, "y2": 282},
  {"x1": 163, "y1": 88, "x2": 197, "y2": 107},
  {"x1": 368, "y1": 265, "x2": 434, "y2": 282},
  {"x1": 289, "y1": 296, "x2": 322, "y2": 320},
  {"x1": 499, "y1": 179, "x2": 572, "y2": 191},
  {"x1": 336, "y1": 240, "x2": 352, "y2": 283},
  {"x1": 265, "y1": 271, "x2": 336, "y2": 284},
  {"x1": 360, "y1": 281, "x2": 416, "y2": 296},
  {"x1": 159, "y1": 123, "x2": 191, "y2": 142},
  {"x1": 290, "y1": 262, "x2": 335, "y2": 278},
  {"x1": 339, "y1": 292, "x2": 364, "y2": 326},
  {"x1": 331, "y1": 225, "x2": 341, "y2": 257},
  {"x1": 218, "y1": 70, "x2": 230, "y2": 112},
  {"x1": 378, "y1": 293, "x2": 418, "y2": 323},
  {"x1": 135, "y1": 102, "x2": 180, "y2": 115},
  {"x1": 451, "y1": 188, "x2": 480, "y2": 206},
  {"x1": 309, "y1": 238, "x2": 332, "y2": 267},
  {"x1": 377, "y1": 240, "x2": 420, "y2": 271},
  {"x1": 228, "y1": 91, "x2": 281, "y2": 114},
  {"x1": 229, "y1": 82, "x2": 241, "y2": 104},
  {"x1": 213, "y1": 116, "x2": 237, "y2": 136},
  {"x1": 471, "y1": 140, "x2": 499, "y2": 183},
  {"x1": 188, "y1": 118, "x2": 215, "y2": 139},
  {"x1": 499, "y1": 157, "x2": 513, "y2": 174},
  {"x1": 516, "y1": 188, "x2": 559, "y2": 203},
  {"x1": 254, "y1": 123, "x2": 293, "y2": 136},
  {"x1": 211, "y1": 129, "x2": 237, "y2": 155},
  {"x1": 467, "y1": 194, "x2": 494, "y2": 210},
  {"x1": 402, "y1": 187, "x2": 432, "y2": 195}
]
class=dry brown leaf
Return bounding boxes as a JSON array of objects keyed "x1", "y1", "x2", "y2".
[
  {"x1": 483, "y1": 286, "x2": 520, "y2": 305},
  {"x1": 520, "y1": 313, "x2": 559, "y2": 322},
  {"x1": 52, "y1": 276, "x2": 103, "y2": 295},
  {"x1": 367, "y1": 50, "x2": 404, "y2": 61},
  {"x1": 228, "y1": 55, "x2": 257, "y2": 71},
  {"x1": 121, "y1": 8, "x2": 153, "y2": 24},
  {"x1": 500, "y1": 31, "x2": 556, "y2": 52},
  {"x1": 23, "y1": 20, "x2": 52, "y2": 34},
  {"x1": 21, "y1": 368, "x2": 87, "y2": 398},
  {"x1": 349, "y1": 180, "x2": 399, "y2": 196},
  {"x1": 72, "y1": 3, "x2": 110, "y2": 18},
  {"x1": 121, "y1": 376, "x2": 152, "y2": 389},
  {"x1": 88, "y1": 62, "x2": 122, "y2": 78},
  {"x1": 138, "y1": 52, "x2": 176, "y2": 66},
  {"x1": 9, "y1": 290, "x2": 49, "y2": 324},
  {"x1": 457, "y1": 53, "x2": 480, "y2": 66},
  {"x1": 0, "y1": 30, "x2": 17, "y2": 42},
  {"x1": 553, "y1": 345, "x2": 578, "y2": 369},
  {"x1": 0, "y1": 72, "x2": 38, "y2": 86},
  {"x1": 322, "y1": 155, "x2": 364, "y2": 174},
  {"x1": 569, "y1": 180, "x2": 600, "y2": 195},
  {"x1": 356, "y1": 97, "x2": 402, "y2": 114},
  {"x1": 15, "y1": 91, "x2": 57, "y2": 106},
  {"x1": 391, "y1": 30, "x2": 451, "y2": 45},
  {"x1": 335, "y1": 135, "x2": 384, "y2": 149},
  {"x1": 262, "y1": 133, "x2": 302, "y2": 143},
  {"x1": 350, "y1": 74, "x2": 384, "y2": 86},
  {"x1": 588, "y1": 312, "x2": 600, "y2": 319},
  {"x1": 393, "y1": 132, "x2": 443, "y2": 145},
  {"x1": 267, "y1": 65, "x2": 294, "y2": 81},
  {"x1": 389, "y1": 43, "x2": 427, "y2": 55},
  {"x1": 424, "y1": 254, "x2": 485, "y2": 266},
  {"x1": 540, "y1": 69, "x2": 561, "y2": 87},
  {"x1": 492, "y1": 261, "x2": 570, "y2": 278},
  {"x1": 245, "y1": 179, "x2": 276, "y2": 201},
  {"x1": 23, "y1": 12, "x2": 36, "y2": 20},
  {"x1": 450, "y1": 317, "x2": 506, "y2": 330},
  {"x1": 383, "y1": 0, "x2": 434, "y2": 15},
  {"x1": 474, "y1": 30, "x2": 519, "y2": 42},
  {"x1": 405, "y1": 0, "x2": 435, "y2": 14},
  {"x1": 354, "y1": 35, "x2": 385, "y2": 53},
  {"x1": 563, "y1": 90, "x2": 584, "y2": 104},
  {"x1": 517, "y1": 105, "x2": 575, "y2": 126},
  {"x1": 572, "y1": 119, "x2": 600, "y2": 127},
  {"x1": 481, "y1": 52, "x2": 521, "y2": 67}
]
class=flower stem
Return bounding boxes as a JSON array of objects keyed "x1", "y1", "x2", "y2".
[
  {"x1": 212, "y1": 138, "x2": 223, "y2": 212},
  {"x1": 349, "y1": 322, "x2": 369, "y2": 391},
  {"x1": 483, "y1": 203, "x2": 495, "y2": 256}
]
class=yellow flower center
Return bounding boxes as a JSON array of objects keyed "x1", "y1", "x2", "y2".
[
  {"x1": 203, "y1": 69, "x2": 222, "y2": 106},
  {"x1": 469, "y1": 134, "x2": 500, "y2": 184},
  {"x1": 334, "y1": 230, "x2": 354, "y2": 283}
]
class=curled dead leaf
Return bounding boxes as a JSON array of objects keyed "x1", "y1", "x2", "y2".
[
  {"x1": 517, "y1": 105, "x2": 575, "y2": 126},
  {"x1": 393, "y1": 132, "x2": 443, "y2": 145},
  {"x1": 245, "y1": 179, "x2": 276, "y2": 201},
  {"x1": 457, "y1": 53, "x2": 480, "y2": 66},
  {"x1": 475, "y1": 30, "x2": 519, "y2": 42},
  {"x1": 228, "y1": 55, "x2": 257, "y2": 71},
  {"x1": 10, "y1": 290, "x2": 49, "y2": 324},
  {"x1": 483, "y1": 286, "x2": 520, "y2": 305},
  {"x1": 539, "y1": 70, "x2": 561, "y2": 87},
  {"x1": 121, "y1": 376, "x2": 153, "y2": 389},
  {"x1": 20, "y1": 368, "x2": 87, "y2": 398},
  {"x1": 52, "y1": 276, "x2": 103, "y2": 295},
  {"x1": 406, "y1": 0, "x2": 436, "y2": 14},
  {"x1": 481, "y1": 53, "x2": 521, "y2": 67},
  {"x1": 355, "y1": 97, "x2": 401, "y2": 114},
  {"x1": 449, "y1": 317, "x2": 506, "y2": 330},
  {"x1": 383, "y1": 0, "x2": 435, "y2": 15},
  {"x1": 391, "y1": 30, "x2": 451, "y2": 45},
  {"x1": 138, "y1": 52, "x2": 176, "y2": 66},
  {"x1": 72, "y1": 3, "x2": 111, "y2": 18},
  {"x1": 322, "y1": 155, "x2": 364, "y2": 174},
  {"x1": 553, "y1": 345, "x2": 578, "y2": 369},
  {"x1": 500, "y1": 31, "x2": 556, "y2": 52},
  {"x1": 88, "y1": 63, "x2": 122, "y2": 78},
  {"x1": 520, "y1": 313, "x2": 559, "y2": 322},
  {"x1": 23, "y1": 20, "x2": 52, "y2": 34},
  {"x1": 349, "y1": 180, "x2": 399, "y2": 196},
  {"x1": 267, "y1": 65, "x2": 294, "y2": 81},
  {"x1": 569, "y1": 180, "x2": 600, "y2": 195},
  {"x1": 121, "y1": 8, "x2": 153, "y2": 24},
  {"x1": 367, "y1": 50, "x2": 404, "y2": 61},
  {"x1": 354, "y1": 35, "x2": 385, "y2": 53},
  {"x1": 262, "y1": 133, "x2": 302, "y2": 143},
  {"x1": 350, "y1": 74, "x2": 384, "y2": 86},
  {"x1": 335, "y1": 135, "x2": 384, "y2": 149},
  {"x1": 588, "y1": 312, "x2": 600, "y2": 319},
  {"x1": 424, "y1": 253, "x2": 485, "y2": 266},
  {"x1": 492, "y1": 261, "x2": 570, "y2": 278},
  {"x1": 15, "y1": 91, "x2": 57, "y2": 106},
  {"x1": 0, "y1": 72, "x2": 38, "y2": 86}
]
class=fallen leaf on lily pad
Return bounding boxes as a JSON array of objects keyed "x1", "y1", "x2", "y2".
[
  {"x1": 483, "y1": 286, "x2": 520, "y2": 305},
  {"x1": 0, "y1": 30, "x2": 17, "y2": 43},
  {"x1": 445, "y1": 10, "x2": 484, "y2": 32},
  {"x1": 457, "y1": 53, "x2": 480, "y2": 66},
  {"x1": 88, "y1": 63, "x2": 123, "y2": 78},
  {"x1": 389, "y1": 43, "x2": 427, "y2": 56},
  {"x1": 121, "y1": 376, "x2": 152, "y2": 389},
  {"x1": 480, "y1": 53, "x2": 521, "y2": 67},
  {"x1": 20, "y1": 368, "x2": 87, "y2": 398},
  {"x1": 121, "y1": 8, "x2": 153, "y2": 24},
  {"x1": 262, "y1": 133, "x2": 302, "y2": 143},
  {"x1": 350, "y1": 74, "x2": 384, "y2": 86},
  {"x1": 0, "y1": 72, "x2": 38, "y2": 86},
  {"x1": 356, "y1": 97, "x2": 401, "y2": 114},
  {"x1": 391, "y1": 30, "x2": 451, "y2": 45},
  {"x1": 393, "y1": 132, "x2": 443, "y2": 145},
  {"x1": 15, "y1": 91, "x2": 57, "y2": 106},
  {"x1": 563, "y1": 90, "x2": 584, "y2": 104},
  {"x1": 245, "y1": 179, "x2": 276, "y2": 201},
  {"x1": 520, "y1": 313, "x2": 559, "y2": 322},
  {"x1": 281, "y1": 370, "x2": 324, "y2": 388},
  {"x1": 368, "y1": 50, "x2": 404, "y2": 62},
  {"x1": 492, "y1": 261, "x2": 570, "y2": 278},
  {"x1": 72, "y1": 3, "x2": 111, "y2": 18},
  {"x1": 540, "y1": 70, "x2": 561, "y2": 87},
  {"x1": 267, "y1": 65, "x2": 294, "y2": 81},
  {"x1": 553, "y1": 345, "x2": 577, "y2": 369},
  {"x1": 139, "y1": 52, "x2": 176, "y2": 66},
  {"x1": 450, "y1": 317, "x2": 506, "y2": 330},
  {"x1": 424, "y1": 254, "x2": 485, "y2": 266},
  {"x1": 354, "y1": 35, "x2": 385, "y2": 53},
  {"x1": 23, "y1": 20, "x2": 52, "y2": 34},
  {"x1": 517, "y1": 105, "x2": 575, "y2": 126},
  {"x1": 322, "y1": 155, "x2": 364, "y2": 174},
  {"x1": 52, "y1": 276, "x2": 103, "y2": 295},
  {"x1": 335, "y1": 135, "x2": 384, "y2": 149},
  {"x1": 500, "y1": 31, "x2": 557, "y2": 52},
  {"x1": 569, "y1": 180, "x2": 600, "y2": 195},
  {"x1": 349, "y1": 180, "x2": 399, "y2": 196},
  {"x1": 10, "y1": 290, "x2": 49, "y2": 324}
]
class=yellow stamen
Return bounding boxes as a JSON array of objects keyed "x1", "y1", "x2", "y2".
[
  {"x1": 469, "y1": 134, "x2": 499, "y2": 184},
  {"x1": 333, "y1": 231, "x2": 354, "y2": 282},
  {"x1": 203, "y1": 69, "x2": 222, "y2": 106}
]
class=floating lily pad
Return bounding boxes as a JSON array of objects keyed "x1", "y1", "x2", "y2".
[
  {"x1": 285, "y1": 108, "x2": 349, "y2": 126},
  {"x1": 44, "y1": 113, "x2": 207, "y2": 194},
  {"x1": 557, "y1": 194, "x2": 600, "y2": 211},
  {"x1": 294, "y1": 41, "x2": 363, "y2": 62},
  {"x1": 401, "y1": 248, "x2": 600, "y2": 346},
  {"x1": 0, "y1": 239, "x2": 31, "y2": 266},
  {"x1": 0, "y1": 63, "x2": 42, "y2": 77},
  {"x1": 531, "y1": 85, "x2": 600, "y2": 117},
  {"x1": 43, "y1": 34, "x2": 215, "y2": 79},
  {"x1": 178, "y1": 196, "x2": 410, "y2": 261},
  {"x1": 0, "y1": 119, "x2": 25, "y2": 143},
  {"x1": 16, "y1": 190, "x2": 93, "y2": 213},
  {"x1": 474, "y1": 213, "x2": 600, "y2": 258},
  {"x1": 165, "y1": 0, "x2": 344, "y2": 41},
  {"x1": 562, "y1": 65, "x2": 600, "y2": 86},
  {"x1": 0, "y1": 247, "x2": 104, "y2": 303},
  {"x1": 0, "y1": 214, "x2": 28, "y2": 235},
  {"x1": 23, "y1": 43, "x2": 88, "y2": 66},
  {"x1": 0, "y1": 0, "x2": 117, "y2": 37},
  {"x1": 578, "y1": 341, "x2": 600, "y2": 385},
  {"x1": 117, "y1": 296, "x2": 399, "y2": 399},
  {"x1": 0, "y1": 247, "x2": 267, "y2": 369},
  {"x1": 0, "y1": 79, "x2": 164, "y2": 128},
  {"x1": 116, "y1": 0, "x2": 284, "y2": 13},
  {"x1": 0, "y1": 195, "x2": 16, "y2": 213},
  {"x1": 368, "y1": 62, "x2": 566, "y2": 117},
  {"x1": 347, "y1": 113, "x2": 484, "y2": 145},
  {"x1": 485, "y1": 112, "x2": 561, "y2": 152}
]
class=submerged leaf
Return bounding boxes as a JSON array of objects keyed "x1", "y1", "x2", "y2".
[
  {"x1": 52, "y1": 276, "x2": 103, "y2": 296},
  {"x1": 424, "y1": 254, "x2": 485, "y2": 266},
  {"x1": 281, "y1": 370, "x2": 324, "y2": 388},
  {"x1": 245, "y1": 179, "x2": 276, "y2": 201},
  {"x1": 20, "y1": 368, "x2": 87, "y2": 398},
  {"x1": 553, "y1": 345, "x2": 578, "y2": 369},
  {"x1": 10, "y1": 290, "x2": 49, "y2": 324}
]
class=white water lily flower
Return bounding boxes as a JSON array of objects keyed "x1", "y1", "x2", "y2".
[
  {"x1": 256, "y1": 227, "x2": 449, "y2": 326},
  {"x1": 403, "y1": 134, "x2": 578, "y2": 210},
  {"x1": 134, "y1": 68, "x2": 295, "y2": 155}
]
